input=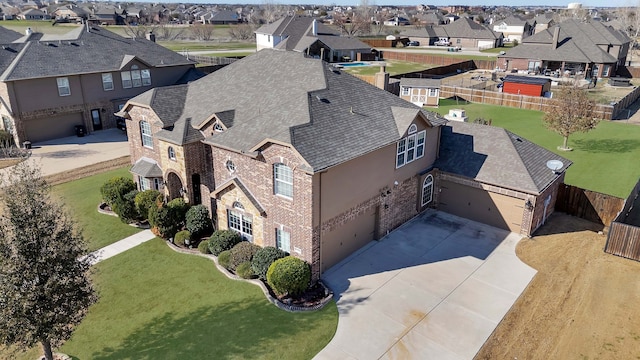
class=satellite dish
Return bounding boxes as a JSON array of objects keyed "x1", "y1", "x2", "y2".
[{"x1": 546, "y1": 160, "x2": 564, "y2": 173}]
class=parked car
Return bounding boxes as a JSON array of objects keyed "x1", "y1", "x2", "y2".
[
  {"x1": 435, "y1": 39, "x2": 451, "y2": 46},
  {"x1": 407, "y1": 41, "x2": 420, "y2": 47}
]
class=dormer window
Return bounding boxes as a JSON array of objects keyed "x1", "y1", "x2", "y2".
[{"x1": 214, "y1": 122, "x2": 224, "y2": 132}]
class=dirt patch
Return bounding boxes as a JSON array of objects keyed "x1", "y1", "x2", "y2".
[
  {"x1": 475, "y1": 213, "x2": 640, "y2": 360},
  {"x1": 44, "y1": 156, "x2": 130, "y2": 186},
  {"x1": 0, "y1": 158, "x2": 24, "y2": 169}
]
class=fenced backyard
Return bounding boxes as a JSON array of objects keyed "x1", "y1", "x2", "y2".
[
  {"x1": 605, "y1": 179, "x2": 640, "y2": 261},
  {"x1": 555, "y1": 184, "x2": 625, "y2": 227}
]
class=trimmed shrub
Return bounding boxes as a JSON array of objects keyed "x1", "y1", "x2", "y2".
[
  {"x1": 236, "y1": 262, "x2": 255, "y2": 279},
  {"x1": 167, "y1": 197, "x2": 190, "y2": 227},
  {"x1": 100, "y1": 176, "x2": 136, "y2": 207},
  {"x1": 267, "y1": 256, "x2": 311, "y2": 297},
  {"x1": 198, "y1": 240, "x2": 210, "y2": 254},
  {"x1": 228, "y1": 241, "x2": 260, "y2": 271},
  {"x1": 186, "y1": 205, "x2": 213, "y2": 238},
  {"x1": 251, "y1": 246, "x2": 287, "y2": 280},
  {"x1": 174, "y1": 230, "x2": 191, "y2": 247},
  {"x1": 208, "y1": 230, "x2": 242, "y2": 256},
  {"x1": 134, "y1": 190, "x2": 162, "y2": 220},
  {"x1": 218, "y1": 250, "x2": 231, "y2": 269},
  {"x1": 112, "y1": 189, "x2": 139, "y2": 223},
  {"x1": 148, "y1": 204, "x2": 179, "y2": 239}
]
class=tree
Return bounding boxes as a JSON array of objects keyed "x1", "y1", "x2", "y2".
[
  {"x1": 190, "y1": 23, "x2": 215, "y2": 41},
  {"x1": 0, "y1": 162, "x2": 96, "y2": 360},
  {"x1": 543, "y1": 84, "x2": 598, "y2": 150}
]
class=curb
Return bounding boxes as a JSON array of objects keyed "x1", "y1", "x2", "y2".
[{"x1": 165, "y1": 241, "x2": 334, "y2": 312}]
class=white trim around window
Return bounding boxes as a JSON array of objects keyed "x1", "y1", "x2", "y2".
[
  {"x1": 396, "y1": 129, "x2": 426, "y2": 168},
  {"x1": 421, "y1": 174, "x2": 434, "y2": 206},
  {"x1": 56, "y1": 77, "x2": 70, "y2": 96},
  {"x1": 102, "y1": 73, "x2": 114, "y2": 91},
  {"x1": 401, "y1": 86, "x2": 409, "y2": 96},
  {"x1": 140, "y1": 120, "x2": 153, "y2": 148},
  {"x1": 274, "y1": 163, "x2": 293, "y2": 198},
  {"x1": 228, "y1": 209, "x2": 253, "y2": 242},
  {"x1": 276, "y1": 227, "x2": 291, "y2": 253}
]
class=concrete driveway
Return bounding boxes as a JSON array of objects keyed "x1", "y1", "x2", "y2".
[{"x1": 315, "y1": 210, "x2": 536, "y2": 360}]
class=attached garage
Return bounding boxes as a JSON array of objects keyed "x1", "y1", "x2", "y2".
[
  {"x1": 23, "y1": 112, "x2": 83, "y2": 143},
  {"x1": 321, "y1": 207, "x2": 376, "y2": 272},
  {"x1": 439, "y1": 180, "x2": 524, "y2": 233}
]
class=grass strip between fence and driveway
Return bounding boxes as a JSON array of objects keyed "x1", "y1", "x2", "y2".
[{"x1": 433, "y1": 99, "x2": 640, "y2": 198}]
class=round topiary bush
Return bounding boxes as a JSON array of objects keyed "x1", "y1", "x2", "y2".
[
  {"x1": 228, "y1": 241, "x2": 261, "y2": 271},
  {"x1": 134, "y1": 190, "x2": 162, "y2": 221},
  {"x1": 218, "y1": 250, "x2": 231, "y2": 269},
  {"x1": 186, "y1": 205, "x2": 213, "y2": 239},
  {"x1": 100, "y1": 176, "x2": 136, "y2": 208},
  {"x1": 236, "y1": 261, "x2": 255, "y2": 279},
  {"x1": 198, "y1": 240, "x2": 210, "y2": 254},
  {"x1": 267, "y1": 256, "x2": 311, "y2": 297},
  {"x1": 167, "y1": 197, "x2": 190, "y2": 227},
  {"x1": 174, "y1": 230, "x2": 191, "y2": 247},
  {"x1": 208, "y1": 230, "x2": 242, "y2": 256},
  {"x1": 148, "y1": 205, "x2": 180, "y2": 239},
  {"x1": 252, "y1": 246, "x2": 287, "y2": 280}
]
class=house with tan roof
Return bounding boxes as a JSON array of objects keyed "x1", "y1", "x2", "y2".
[{"x1": 119, "y1": 49, "x2": 570, "y2": 280}]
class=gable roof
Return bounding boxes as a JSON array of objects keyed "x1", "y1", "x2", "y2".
[
  {"x1": 435, "y1": 121, "x2": 571, "y2": 194},
  {"x1": 400, "y1": 78, "x2": 441, "y2": 88},
  {"x1": 502, "y1": 19, "x2": 630, "y2": 64},
  {"x1": 130, "y1": 49, "x2": 446, "y2": 173},
  {"x1": 444, "y1": 17, "x2": 502, "y2": 40},
  {"x1": 130, "y1": 157, "x2": 163, "y2": 178},
  {"x1": 0, "y1": 26, "x2": 194, "y2": 81}
]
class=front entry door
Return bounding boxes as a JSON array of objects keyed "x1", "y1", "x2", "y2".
[{"x1": 91, "y1": 109, "x2": 102, "y2": 130}]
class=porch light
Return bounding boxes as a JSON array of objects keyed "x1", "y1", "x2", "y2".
[{"x1": 525, "y1": 200, "x2": 533, "y2": 211}]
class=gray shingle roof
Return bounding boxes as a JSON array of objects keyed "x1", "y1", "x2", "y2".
[
  {"x1": 400, "y1": 78, "x2": 441, "y2": 88},
  {"x1": 502, "y1": 19, "x2": 630, "y2": 64},
  {"x1": 0, "y1": 26, "x2": 194, "y2": 81},
  {"x1": 0, "y1": 26, "x2": 22, "y2": 44},
  {"x1": 435, "y1": 121, "x2": 571, "y2": 194},
  {"x1": 133, "y1": 50, "x2": 445, "y2": 173},
  {"x1": 130, "y1": 157, "x2": 163, "y2": 178},
  {"x1": 155, "y1": 117, "x2": 204, "y2": 145},
  {"x1": 444, "y1": 17, "x2": 501, "y2": 40},
  {"x1": 503, "y1": 75, "x2": 550, "y2": 85}
]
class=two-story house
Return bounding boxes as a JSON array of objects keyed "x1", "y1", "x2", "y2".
[
  {"x1": 0, "y1": 25, "x2": 198, "y2": 144},
  {"x1": 492, "y1": 15, "x2": 534, "y2": 43},
  {"x1": 255, "y1": 16, "x2": 372, "y2": 62},
  {"x1": 120, "y1": 49, "x2": 570, "y2": 280}
]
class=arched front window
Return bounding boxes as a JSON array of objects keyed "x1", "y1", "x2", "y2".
[
  {"x1": 273, "y1": 163, "x2": 293, "y2": 198},
  {"x1": 422, "y1": 175, "x2": 434, "y2": 206}
]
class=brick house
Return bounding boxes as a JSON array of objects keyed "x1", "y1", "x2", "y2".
[
  {"x1": 120, "y1": 49, "x2": 570, "y2": 280},
  {"x1": 402, "y1": 17, "x2": 503, "y2": 48},
  {"x1": 0, "y1": 25, "x2": 199, "y2": 144}
]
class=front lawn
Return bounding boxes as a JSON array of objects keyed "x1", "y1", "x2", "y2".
[
  {"x1": 432, "y1": 99, "x2": 640, "y2": 198},
  {"x1": 58, "y1": 239, "x2": 337, "y2": 359},
  {"x1": 52, "y1": 167, "x2": 141, "y2": 251},
  {"x1": 343, "y1": 59, "x2": 433, "y2": 76}
]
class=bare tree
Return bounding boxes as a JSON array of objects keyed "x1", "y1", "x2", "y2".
[
  {"x1": 0, "y1": 162, "x2": 96, "y2": 360},
  {"x1": 543, "y1": 83, "x2": 598, "y2": 150},
  {"x1": 229, "y1": 24, "x2": 255, "y2": 41},
  {"x1": 373, "y1": 10, "x2": 389, "y2": 35},
  {"x1": 190, "y1": 24, "x2": 215, "y2": 41},
  {"x1": 122, "y1": 21, "x2": 158, "y2": 39},
  {"x1": 156, "y1": 20, "x2": 187, "y2": 41}
]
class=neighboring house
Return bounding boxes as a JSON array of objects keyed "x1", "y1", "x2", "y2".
[
  {"x1": 255, "y1": 16, "x2": 372, "y2": 62},
  {"x1": 501, "y1": 75, "x2": 551, "y2": 96},
  {"x1": 207, "y1": 10, "x2": 240, "y2": 24},
  {"x1": 17, "y1": 8, "x2": 51, "y2": 20},
  {"x1": 384, "y1": 16, "x2": 410, "y2": 26},
  {"x1": 533, "y1": 13, "x2": 555, "y2": 34},
  {"x1": 52, "y1": 5, "x2": 88, "y2": 21},
  {"x1": 120, "y1": 49, "x2": 569, "y2": 281},
  {"x1": 399, "y1": 78, "x2": 440, "y2": 107},
  {"x1": 498, "y1": 20, "x2": 631, "y2": 78},
  {"x1": 90, "y1": 7, "x2": 123, "y2": 25},
  {"x1": 401, "y1": 17, "x2": 503, "y2": 48},
  {"x1": 492, "y1": 15, "x2": 535, "y2": 43},
  {"x1": 0, "y1": 25, "x2": 199, "y2": 144}
]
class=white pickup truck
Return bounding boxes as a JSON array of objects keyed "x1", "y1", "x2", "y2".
[{"x1": 434, "y1": 39, "x2": 451, "y2": 46}]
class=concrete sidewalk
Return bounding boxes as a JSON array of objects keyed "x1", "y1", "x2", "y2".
[{"x1": 83, "y1": 230, "x2": 156, "y2": 265}]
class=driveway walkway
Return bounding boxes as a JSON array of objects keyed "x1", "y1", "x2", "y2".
[
  {"x1": 315, "y1": 210, "x2": 536, "y2": 360},
  {"x1": 82, "y1": 230, "x2": 156, "y2": 265}
]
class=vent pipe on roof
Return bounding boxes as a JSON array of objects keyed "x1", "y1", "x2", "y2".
[
  {"x1": 25, "y1": 27, "x2": 32, "y2": 36},
  {"x1": 552, "y1": 26, "x2": 560, "y2": 49},
  {"x1": 146, "y1": 31, "x2": 156, "y2": 42},
  {"x1": 312, "y1": 18, "x2": 318, "y2": 36}
]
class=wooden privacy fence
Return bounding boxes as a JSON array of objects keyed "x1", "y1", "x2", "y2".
[
  {"x1": 439, "y1": 85, "x2": 615, "y2": 119},
  {"x1": 605, "y1": 179, "x2": 640, "y2": 261},
  {"x1": 360, "y1": 38, "x2": 396, "y2": 48},
  {"x1": 555, "y1": 184, "x2": 625, "y2": 227}
]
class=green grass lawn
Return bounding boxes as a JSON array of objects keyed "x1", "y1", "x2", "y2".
[
  {"x1": 52, "y1": 167, "x2": 141, "y2": 252},
  {"x1": 159, "y1": 41, "x2": 256, "y2": 52},
  {"x1": 201, "y1": 51, "x2": 255, "y2": 58},
  {"x1": 433, "y1": 99, "x2": 640, "y2": 198}
]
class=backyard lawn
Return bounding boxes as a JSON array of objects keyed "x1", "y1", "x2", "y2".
[
  {"x1": 432, "y1": 99, "x2": 640, "y2": 198},
  {"x1": 342, "y1": 59, "x2": 433, "y2": 76},
  {"x1": 52, "y1": 167, "x2": 141, "y2": 251}
]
